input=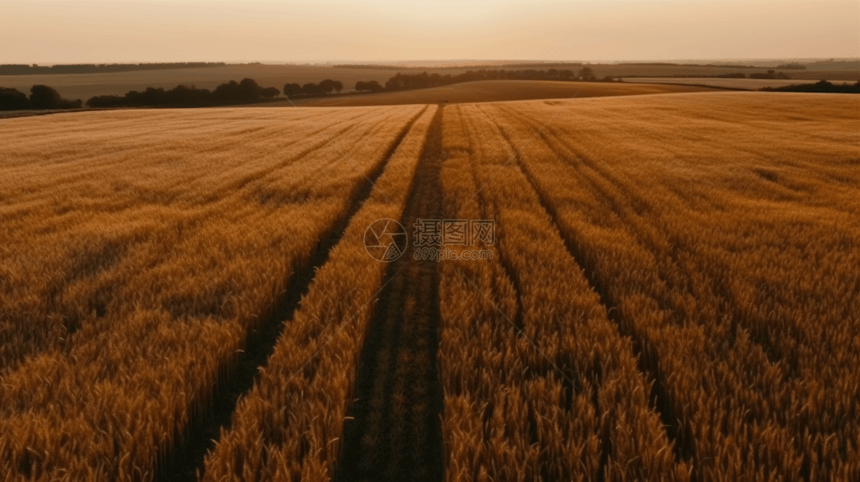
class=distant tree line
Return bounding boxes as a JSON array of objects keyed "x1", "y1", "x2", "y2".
[
  {"x1": 4, "y1": 67, "x2": 656, "y2": 112},
  {"x1": 3, "y1": 76, "x2": 356, "y2": 111},
  {"x1": 749, "y1": 70, "x2": 791, "y2": 80},
  {"x1": 0, "y1": 62, "x2": 227, "y2": 76},
  {"x1": 334, "y1": 64, "x2": 407, "y2": 70},
  {"x1": 762, "y1": 80, "x2": 860, "y2": 94},
  {"x1": 334, "y1": 62, "x2": 587, "y2": 70},
  {"x1": 708, "y1": 73, "x2": 747, "y2": 78},
  {"x1": 0, "y1": 85, "x2": 82, "y2": 111},
  {"x1": 86, "y1": 78, "x2": 281, "y2": 108},
  {"x1": 360, "y1": 67, "x2": 615, "y2": 92},
  {"x1": 354, "y1": 80, "x2": 383, "y2": 92},
  {"x1": 628, "y1": 70, "x2": 793, "y2": 80},
  {"x1": 616, "y1": 62, "x2": 758, "y2": 69},
  {"x1": 284, "y1": 79, "x2": 343, "y2": 97},
  {"x1": 775, "y1": 63, "x2": 806, "y2": 70}
]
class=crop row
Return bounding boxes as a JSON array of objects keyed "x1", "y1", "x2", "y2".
[
  {"x1": 0, "y1": 105, "x2": 425, "y2": 481},
  {"x1": 436, "y1": 103, "x2": 688, "y2": 481},
  {"x1": 199, "y1": 106, "x2": 438, "y2": 481},
  {"x1": 481, "y1": 93, "x2": 860, "y2": 480}
]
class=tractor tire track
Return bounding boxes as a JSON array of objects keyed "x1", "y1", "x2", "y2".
[
  {"x1": 494, "y1": 103, "x2": 786, "y2": 365},
  {"x1": 483, "y1": 107, "x2": 688, "y2": 467},
  {"x1": 335, "y1": 107, "x2": 446, "y2": 482},
  {"x1": 156, "y1": 106, "x2": 428, "y2": 482}
]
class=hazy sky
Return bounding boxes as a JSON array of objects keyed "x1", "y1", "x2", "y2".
[{"x1": 1, "y1": 0, "x2": 857, "y2": 64}]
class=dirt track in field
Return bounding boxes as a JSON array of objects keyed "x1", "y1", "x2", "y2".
[
  {"x1": 336, "y1": 108, "x2": 446, "y2": 482},
  {"x1": 157, "y1": 108, "x2": 429, "y2": 482}
]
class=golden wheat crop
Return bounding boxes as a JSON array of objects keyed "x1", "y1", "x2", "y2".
[
  {"x1": 199, "y1": 106, "x2": 438, "y2": 481},
  {"x1": 0, "y1": 105, "x2": 424, "y2": 481},
  {"x1": 2, "y1": 91, "x2": 857, "y2": 482},
  {"x1": 476, "y1": 92, "x2": 860, "y2": 481},
  {"x1": 437, "y1": 103, "x2": 689, "y2": 481}
]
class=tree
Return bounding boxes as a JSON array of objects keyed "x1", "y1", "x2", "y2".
[
  {"x1": 239, "y1": 78, "x2": 263, "y2": 98},
  {"x1": 0, "y1": 87, "x2": 30, "y2": 110},
  {"x1": 283, "y1": 83, "x2": 302, "y2": 97},
  {"x1": 86, "y1": 95, "x2": 125, "y2": 108},
  {"x1": 578, "y1": 67, "x2": 596, "y2": 81},
  {"x1": 163, "y1": 84, "x2": 212, "y2": 106},
  {"x1": 332, "y1": 80, "x2": 343, "y2": 93},
  {"x1": 318, "y1": 79, "x2": 337, "y2": 94},
  {"x1": 302, "y1": 83, "x2": 321, "y2": 95},
  {"x1": 29, "y1": 84, "x2": 62, "y2": 109},
  {"x1": 557, "y1": 69, "x2": 574, "y2": 80},
  {"x1": 27, "y1": 84, "x2": 81, "y2": 109},
  {"x1": 60, "y1": 98, "x2": 83, "y2": 109},
  {"x1": 260, "y1": 87, "x2": 280, "y2": 98},
  {"x1": 212, "y1": 78, "x2": 264, "y2": 103},
  {"x1": 355, "y1": 80, "x2": 382, "y2": 92}
]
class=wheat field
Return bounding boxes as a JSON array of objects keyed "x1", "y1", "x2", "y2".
[{"x1": 1, "y1": 91, "x2": 858, "y2": 481}]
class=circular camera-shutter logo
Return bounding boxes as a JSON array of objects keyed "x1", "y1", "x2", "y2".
[{"x1": 364, "y1": 219, "x2": 408, "y2": 262}]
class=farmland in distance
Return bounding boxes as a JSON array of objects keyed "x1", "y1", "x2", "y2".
[
  {"x1": 618, "y1": 77, "x2": 850, "y2": 90},
  {"x1": 288, "y1": 80, "x2": 720, "y2": 107},
  {"x1": 4, "y1": 61, "x2": 856, "y2": 102},
  {"x1": 1, "y1": 91, "x2": 858, "y2": 481}
]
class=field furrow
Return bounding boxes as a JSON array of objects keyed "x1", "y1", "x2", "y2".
[
  {"x1": 437, "y1": 103, "x2": 688, "y2": 481},
  {"x1": 480, "y1": 93, "x2": 860, "y2": 480},
  {"x1": 336, "y1": 107, "x2": 446, "y2": 482},
  {"x1": 2, "y1": 90, "x2": 858, "y2": 482},
  {"x1": 0, "y1": 105, "x2": 425, "y2": 481},
  {"x1": 200, "y1": 106, "x2": 437, "y2": 482},
  {"x1": 161, "y1": 105, "x2": 431, "y2": 481},
  {"x1": 0, "y1": 107, "x2": 378, "y2": 373}
]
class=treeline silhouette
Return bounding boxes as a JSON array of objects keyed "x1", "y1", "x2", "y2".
[
  {"x1": 3, "y1": 76, "x2": 354, "y2": 111},
  {"x1": 762, "y1": 80, "x2": 860, "y2": 94},
  {"x1": 285, "y1": 79, "x2": 343, "y2": 96},
  {"x1": 775, "y1": 63, "x2": 806, "y2": 70},
  {"x1": 0, "y1": 62, "x2": 227, "y2": 76},
  {"x1": 615, "y1": 62, "x2": 760, "y2": 69},
  {"x1": 749, "y1": 70, "x2": 791, "y2": 80},
  {"x1": 628, "y1": 70, "x2": 792, "y2": 80},
  {"x1": 370, "y1": 67, "x2": 614, "y2": 91},
  {"x1": 0, "y1": 85, "x2": 81, "y2": 111},
  {"x1": 86, "y1": 78, "x2": 282, "y2": 108},
  {"x1": 334, "y1": 62, "x2": 589, "y2": 70},
  {"x1": 354, "y1": 80, "x2": 383, "y2": 92},
  {"x1": 87, "y1": 78, "x2": 349, "y2": 108}
]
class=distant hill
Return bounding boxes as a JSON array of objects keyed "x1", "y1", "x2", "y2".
[
  {"x1": 805, "y1": 60, "x2": 860, "y2": 71},
  {"x1": 285, "y1": 79, "x2": 722, "y2": 107},
  {"x1": 0, "y1": 62, "x2": 227, "y2": 75}
]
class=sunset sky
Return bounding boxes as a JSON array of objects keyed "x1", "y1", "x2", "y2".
[{"x1": 2, "y1": 0, "x2": 857, "y2": 64}]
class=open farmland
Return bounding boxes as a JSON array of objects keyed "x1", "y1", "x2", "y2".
[
  {"x1": 1, "y1": 92, "x2": 858, "y2": 482},
  {"x1": 0, "y1": 64, "x2": 403, "y2": 101},
  {"x1": 618, "y1": 77, "x2": 848, "y2": 90},
  {"x1": 5, "y1": 61, "x2": 856, "y2": 103},
  {"x1": 290, "y1": 80, "x2": 721, "y2": 107}
]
